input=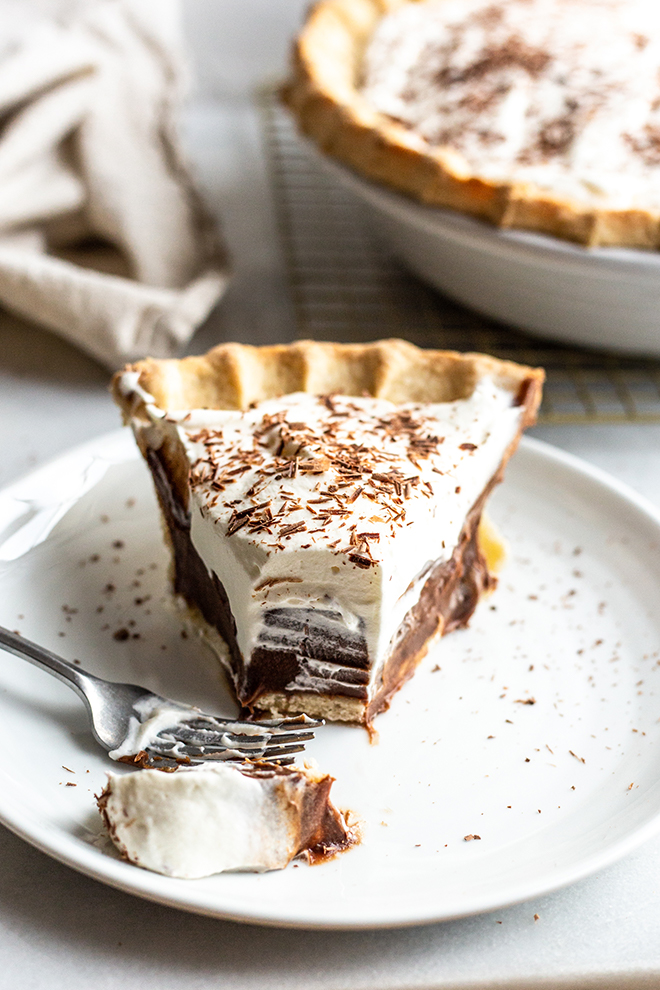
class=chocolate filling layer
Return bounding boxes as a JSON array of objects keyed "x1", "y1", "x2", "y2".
[
  {"x1": 147, "y1": 446, "x2": 242, "y2": 676},
  {"x1": 147, "y1": 443, "x2": 491, "y2": 722},
  {"x1": 239, "y1": 762, "x2": 354, "y2": 861},
  {"x1": 366, "y1": 493, "x2": 492, "y2": 721}
]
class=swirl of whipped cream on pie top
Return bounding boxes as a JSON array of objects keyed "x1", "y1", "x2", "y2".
[
  {"x1": 361, "y1": 0, "x2": 660, "y2": 210},
  {"x1": 156, "y1": 383, "x2": 521, "y2": 685}
]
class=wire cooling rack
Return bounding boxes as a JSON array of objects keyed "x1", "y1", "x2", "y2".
[{"x1": 263, "y1": 94, "x2": 660, "y2": 424}]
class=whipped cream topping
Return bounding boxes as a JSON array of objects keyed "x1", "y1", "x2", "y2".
[
  {"x1": 145, "y1": 382, "x2": 523, "y2": 694},
  {"x1": 99, "y1": 762, "x2": 338, "y2": 877},
  {"x1": 362, "y1": 0, "x2": 660, "y2": 210}
]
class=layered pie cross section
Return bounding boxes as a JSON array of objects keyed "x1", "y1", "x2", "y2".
[{"x1": 112, "y1": 340, "x2": 543, "y2": 725}]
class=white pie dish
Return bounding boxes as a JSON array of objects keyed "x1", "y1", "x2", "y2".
[
  {"x1": 3, "y1": 429, "x2": 660, "y2": 927},
  {"x1": 320, "y1": 155, "x2": 660, "y2": 358}
]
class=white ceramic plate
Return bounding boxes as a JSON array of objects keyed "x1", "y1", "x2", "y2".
[
  {"x1": 1, "y1": 429, "x2": 660, "y2": 929},
  {"x1": 320, "y1": 154, "x2": 660, "y2": 357}
]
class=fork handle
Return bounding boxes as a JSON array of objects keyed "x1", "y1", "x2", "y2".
[{"x1": 0, "y1": 624, "x2": 92, "y2": 702}]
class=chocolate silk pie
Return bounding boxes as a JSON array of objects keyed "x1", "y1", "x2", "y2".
[
  {"x1": 112, "y1": 340, "x2": 543, "y2": 725},
  {"x1": 287, "y1": 0, "x2": 660, "y2": 248}
]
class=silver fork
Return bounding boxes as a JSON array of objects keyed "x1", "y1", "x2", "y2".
[{"x1": 0, "y1": 625, "x2": 321, "y2": 768}]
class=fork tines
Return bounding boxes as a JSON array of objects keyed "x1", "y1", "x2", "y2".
[{"x1": 147, "y1": 713, "x2": 323, "y2": 767}]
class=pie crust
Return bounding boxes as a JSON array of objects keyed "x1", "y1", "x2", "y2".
[
  {"x1": 285, "y1": 0, "x2": 660, "y2": 249},
  {"x1": 112, "y1": 339, "x2": 543, "y2": 724}
]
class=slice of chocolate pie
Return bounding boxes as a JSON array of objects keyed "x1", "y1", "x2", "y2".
[{"x1": 112, "y1": 340, "x2": 543, "y2": 725}]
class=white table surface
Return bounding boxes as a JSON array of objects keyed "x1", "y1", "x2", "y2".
[{"x1": 2, "y1": 3, "x2": 660, "y2": 987}]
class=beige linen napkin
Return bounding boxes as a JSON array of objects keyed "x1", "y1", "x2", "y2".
[{"x1": 0, "y1": 0, "x2": 229, "y2": 368}]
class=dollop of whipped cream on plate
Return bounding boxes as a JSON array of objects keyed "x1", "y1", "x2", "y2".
[{"x1": 98, "y1": 761, "x2": 354, "y2": 877}]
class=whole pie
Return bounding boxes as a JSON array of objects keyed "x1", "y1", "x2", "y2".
[
  {"x1": 286, "y1": 0, "x2": 660, "y2": 248},
  {"x1": 112, "y1": 339, "x2": 543, "y2": 725}
]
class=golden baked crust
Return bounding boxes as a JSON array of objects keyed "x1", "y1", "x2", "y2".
[
  {"x1": 284, "y1": 0, "x2": 660, "y2": 249},
  {"x1": 112, "y1": 337, "x2": 543, "y2": 421}
]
